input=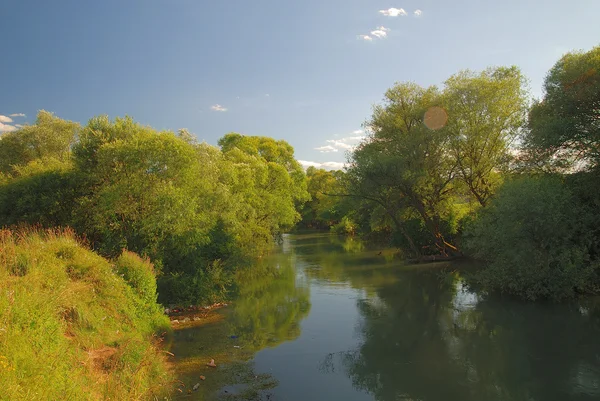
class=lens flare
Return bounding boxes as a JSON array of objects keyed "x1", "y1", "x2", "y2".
[{"x1": 424, "y1": 106, "x2": 448, "y2": 130}]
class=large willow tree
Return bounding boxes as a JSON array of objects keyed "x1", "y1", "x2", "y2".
[
  {"x1": 347, "y1": 83, "x2": 458, "y2": 257},
  {"x1": 346, "y1": 67, "x2": 528, "y2": 257}
]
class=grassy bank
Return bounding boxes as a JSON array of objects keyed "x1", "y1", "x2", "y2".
[{"x1": 0, "y1": 228, "x2": 173, "y2": 400}]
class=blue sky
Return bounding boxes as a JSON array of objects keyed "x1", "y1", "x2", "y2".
[{"x1": 1, "y1": 0, "x2": 599, "y2": 169}]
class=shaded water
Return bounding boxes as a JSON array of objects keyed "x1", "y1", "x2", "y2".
[{"x1": 172, "y1": 232, "x2": 600, "y2": 401}]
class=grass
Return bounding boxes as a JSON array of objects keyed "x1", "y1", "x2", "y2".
[{"x1": 0, "y1": 228, "x2": 174, "y2": 400}]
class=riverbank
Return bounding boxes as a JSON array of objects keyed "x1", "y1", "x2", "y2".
[
  {"x1": 168, "y1": 304, "x2": 279, "y2": 399},
  {"x1": 0, "y1": 229, "x2": 173, "y2": 400}
]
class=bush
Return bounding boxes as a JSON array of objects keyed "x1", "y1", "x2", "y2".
[
  {"x1": 331, "y1": 216, "x2": 357, "y2": 236},
  {"x1": 115, "y1": 250, "x2": 158, "y2": 308},
  {"x1": 465, "y1": 175, "x2": 599, "y2": 300}
]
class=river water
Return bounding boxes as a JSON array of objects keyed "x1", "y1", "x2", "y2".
[{"x1": 171, "y1": 232, "x2": 600, "y2": 401}]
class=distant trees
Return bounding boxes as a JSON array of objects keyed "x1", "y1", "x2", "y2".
[
  {"x1": 0, "y1": 111, "x2": 78, "y2": 174},
  {"x1": 299, "y1": 167, "x2": 347, "y2": 229}
]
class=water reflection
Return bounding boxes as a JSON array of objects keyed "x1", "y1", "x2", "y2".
[
  {"x1": 170, "y1": 241, "x2": 310, "y2": 399},
  {"x1": 229, "y1": 250, "x2": 311, "y2": 350},
  {"x1": 293, "y1": 233, "x2": 600, "y2": 401},
  {"x1": 173, "y1": 233, "x2": 600, "y2": 401}
]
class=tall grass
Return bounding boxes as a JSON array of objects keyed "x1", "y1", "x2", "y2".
[{"x1": 0, "y1": 228, "x2": 173, "y2": 400}]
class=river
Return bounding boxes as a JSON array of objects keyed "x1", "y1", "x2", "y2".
[{"x1": 170, "y1": 232, "x2": 600, "y2": 401}]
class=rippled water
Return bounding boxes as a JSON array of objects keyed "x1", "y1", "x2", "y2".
[{"x1": 172, "y1": 232, "x2": 600, "y2": 401}]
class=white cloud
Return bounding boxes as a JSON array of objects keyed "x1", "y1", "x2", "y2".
[
  {"x1": 357, "y1": 34, "x2": 373, "y2": 41},
  {"x1": 379, "y1": 8, "x2": 407, "y2": 17},
  {"x1": 298, "y1": 160, "x2": 346, "y2": 171},
  {"x1": 0, "y1": 122, "x2": 17, "y2": 132},
  {"x1": 326, "y1": 140, "x2": 353, "y2": 150},
  {"x1": 370, "y1": 26, "x2": 390, "y2": 39},
  {"x1": 315, "y1": 130, "x2": 366, "y2": 154},
  {"x1": 0, "y1": 115, "x2": 13, "y2": 123},
  {"x1": 9, "y1": 113, "x2": 25, "y2": 117},
  {"x1": 414, "y1": 9, "x2": 423, "y2": 16},
  {"x1": 14, "y1": 124, "x2": 23, "y2": 128},
  {"x1": 315, "y1": 145, "x2": 339, "y2": 153},
  {"x1": 210, "y1": 104, "x2": 228, "y2": 112}
]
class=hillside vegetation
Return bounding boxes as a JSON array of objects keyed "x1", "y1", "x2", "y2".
[{"x1": 0, "y1": 228, "x2": 172, "y2": 400}]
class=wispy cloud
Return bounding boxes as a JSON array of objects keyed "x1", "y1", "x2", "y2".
[
  {"x1": 370, "y1": 26, "x2": 390, "y2": 39},
  {"x1": 358, "y1": 27, "x2": 389, "y2": 42},
  {"x1": 0, "y1": 115, "x2": 13, "y2": 123},
  {"x1": 414, "y1": 9, "x2": 423, "y2": 17},
  {"x1": 0, "y1": 122, "x2": 17, "y2": 132},
  {"x1": 379, "y1": 8, "x2": 407, "y2": 17},
  {"x1": 298, "y1": 160, "x2": 346, "y2": 171},
  {"x1": 14, "y1": 124, "x2": 23, "y2": 128},
  {"x1": 315, "y1": 145, "x2": 339, "y2": 153},
  {"x1": 315, "y1": 130, "x2": 366, "y2": 153},
  {"x1": 9, "y1": 113, "x2": 25, "y2": 117},
  {"x1": 325, "y1": 140, "x2": 353, "y2": 150},
  {"x1": 210, "y1": 104, "x2": 228, "y2": 112}
]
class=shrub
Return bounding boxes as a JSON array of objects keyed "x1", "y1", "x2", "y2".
[
  {"x1": 115, "y1": 250, "x2": 158, "y2": 308},
  {"x1": 331, "y1": 216, "x2": 357, "y2": 236},
  {"x1": 465, "y1": 175, "x2": 599, "y2": 300}
]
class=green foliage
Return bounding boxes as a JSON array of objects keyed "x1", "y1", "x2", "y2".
[
  {"x1": 465, "y1": 175, "x2": 599, "y2": 300},
  {"x1": 300, "y1": 167, "x2": 348, "y2": 228},
  {"x1": 524, "y1": 46, "x2": 600, "y2": 171},
  {"x1": 0, "y1": 159, "x2": 81, "y2": 228},
  {"x1": 0, "y1": 113, "x2": 308, "y2": 306},
  {"x1": 0, "y1": 229, "x2": 172, "y2": 400},
  {"x1": 346, "y1": 82, "x2": 459, "y2": 256},
  {"x1": 444, "y1": 66, "x2": 528, "y2": 206},
  {"x1": 331, "y1": 216, "x2": 357, "y2": 236},
  {"x1": 0, "y1": 111, "x2": 79, "y2": 174},
  {"x1": 115, "y1": 250, "x2": 159, "y2": 309},
  {"x1": 219, "y1": 133, "x2": 309, "y2": 249}
]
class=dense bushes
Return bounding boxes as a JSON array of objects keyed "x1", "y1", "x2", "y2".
[
  {"x1": 0, "y1": 229, "x2": 172, "y2": 400},
  {"x1": 465, "y1": 176, "x2": 599, "y2": 300}
]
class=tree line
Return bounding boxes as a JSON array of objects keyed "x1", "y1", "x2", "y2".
[
  {"x1": 1, "y1": 45, "x2": 598, "y2": 302},
  {"x1": 0, "y1": 116, "x2": 308, "y2": 305}
]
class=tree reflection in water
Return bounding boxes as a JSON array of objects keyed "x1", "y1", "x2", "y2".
[
  {"x1": 295, "y1": 234, "x2": 600, "y2": 401},
  {"x1": 229, "y1": 245, "x2": 311, "y2": 352}
]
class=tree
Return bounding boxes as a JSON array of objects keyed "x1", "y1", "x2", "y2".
[
  {"x1": 524, "y1": 46, "x2": 600, "y2": 171},
  {"x1": 444, "y1": 67, "x2": 528, "y2": 206},
  {"x1": 218, "y1": 133, "x2": 309, "y2": 246},
  {"x1": 347, "y1": 83, "x2": 459, "y2": 256},
  {"x1": 0, "y1": 111, "x2": 79, "y2": 174},
  {"x1": 301, "y1": 167, "x2": 347, "y2": 228}
]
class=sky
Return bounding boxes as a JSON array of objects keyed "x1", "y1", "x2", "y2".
[{"x1": 1, "y1": 0, "x2": 599, "y2": 170}]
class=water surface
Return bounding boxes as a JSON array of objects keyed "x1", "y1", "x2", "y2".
[{"x1": 173, "y1": 232, "x2": 600, "y2": 401}]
